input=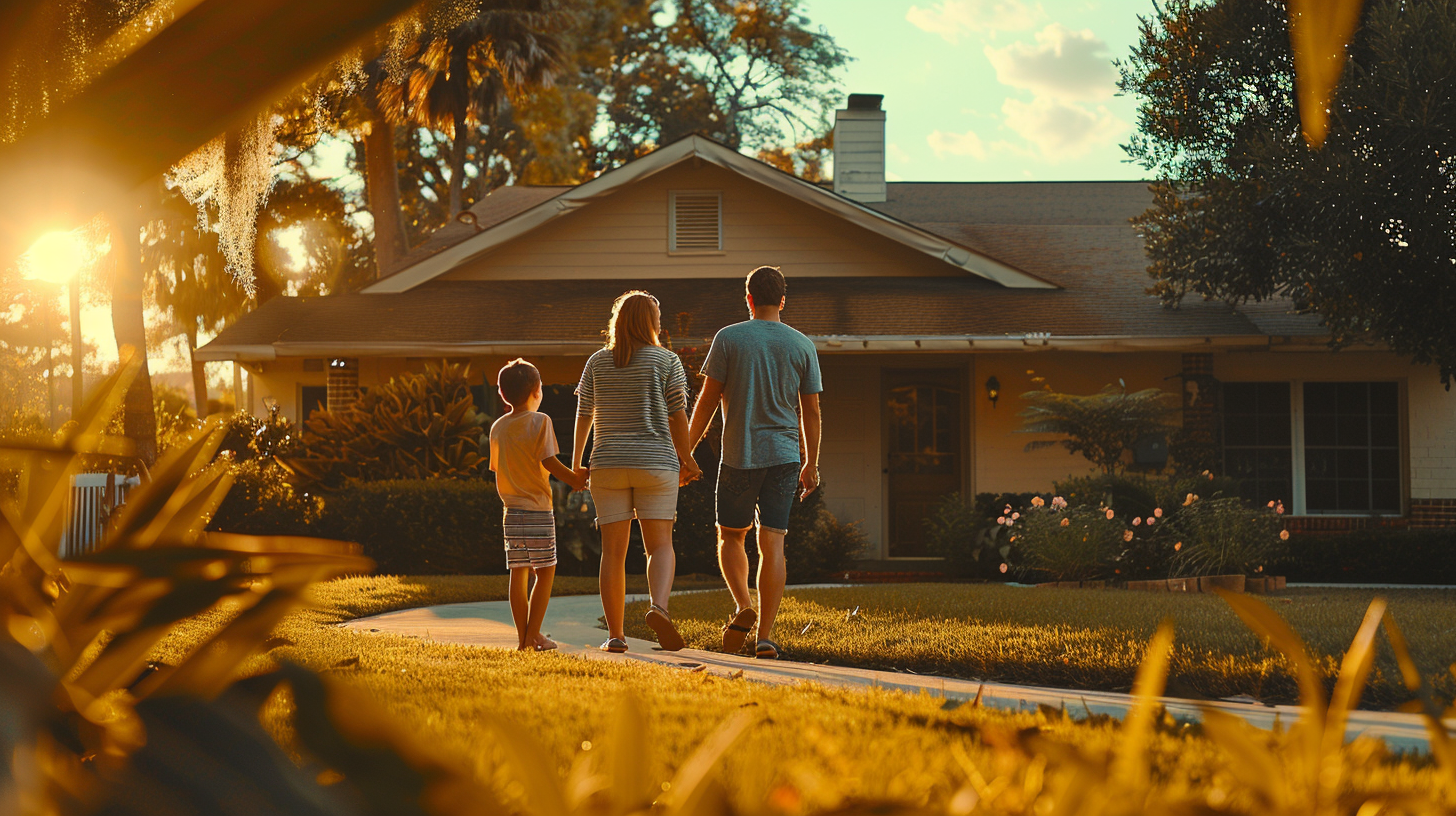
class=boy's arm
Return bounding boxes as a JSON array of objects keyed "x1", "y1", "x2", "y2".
[
  {"x1": 542, "y1": 455, "x2": 584, "y2": 491},
  {"x1": 798, "y1": 392, "x2": 821, "y2": 500},
  {"x1": 686, "y1": 375, "x2": 725, "y2": 452}
]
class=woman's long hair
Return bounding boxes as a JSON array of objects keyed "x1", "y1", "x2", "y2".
[{"x1": 606, "y1": 290, "x2": 661, "y2": 368}]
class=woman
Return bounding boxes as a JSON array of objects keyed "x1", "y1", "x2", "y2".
[{"x1": 572, "y1": 290, "x2": 701, "y2": 653}]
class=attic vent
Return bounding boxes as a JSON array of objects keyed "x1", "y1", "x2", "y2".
[{"x1": 669, "y1": 191, "x2": 722, "y2": 252}]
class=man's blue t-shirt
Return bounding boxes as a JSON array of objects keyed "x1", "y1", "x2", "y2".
[{"x1": 702, "y1": 319, "x2": 823, "y2": 470}]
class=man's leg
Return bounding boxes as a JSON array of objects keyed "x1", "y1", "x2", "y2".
[
  {"x1": 755, "y1": 528, "x2": 786, "y2": 642},
  {"x1": 526, "y1": 565, "x2": 556, "y2": 649},
  {"x1": 508, "y1": 566, "x2": 531, "y2": 650},
  {"x1": 717, "y1": 525, "x2": 753, "y2": 614}
]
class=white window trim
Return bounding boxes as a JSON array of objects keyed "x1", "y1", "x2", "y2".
[{"x1": 667, "y1": 190, "x2": 724, "y2": 255}]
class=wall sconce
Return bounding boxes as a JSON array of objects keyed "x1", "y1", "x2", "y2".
[{"x1": 985, "y1": 376, "x2": 1000, "y2": 408}]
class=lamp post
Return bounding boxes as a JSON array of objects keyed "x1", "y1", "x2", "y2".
[{"x1": 21, "y1": 231, "x2": 88, "y2": 422}]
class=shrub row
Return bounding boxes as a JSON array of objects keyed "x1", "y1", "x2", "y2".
[{"x1": 1275, "y1": 527, "x2": 1456, "y2": 584}]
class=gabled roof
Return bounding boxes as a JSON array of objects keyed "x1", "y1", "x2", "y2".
[{"x1": 364, "y1": 135, "x2": 1056, "y2": 293}]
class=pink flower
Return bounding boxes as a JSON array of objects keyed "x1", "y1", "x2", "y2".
[
  {"x1": 997, "y1": 516, "x2": 1006, "y2": 525},
  {"x1": 1060, "y1": 518, "x2": 1070, "y2": 527},
  {"x1": 1267, "y1": 500, "x2": 1276, "y2": 508},
  {"x1": 1004, "y1": 505, "x2": 1013, "y2": 514},
  {"x1": 1174, "y1": 542, "x2": 1182, "y2": 552},
  {"x1": 1276, "y1": 502, "x2": 1285, "y2": 515},
  {"x1": 1123, "y1": 530, "x2": 1134, "y2": 542},
  {"x1": 1011, "y1": 512, "x2": 1020, "y2": 520},
  {"x1": 1153, "y1": 508, "x2": 1163, "y2": 518},
  {"x1": 1031, "y1": 496, "x2": 1045, "y2": 507},
  {"x1": 1105, "y1": 509, "x2": 1115, "y2": 520},
  {"x1": 1279, "y1": 530, "x2": 1290, "y2": 541},
  {"x1": 1133, "y1": 517, "x2": 1142, "y2": 526},
  {"x1": 999, "y1": 563, "x2": 1009, "y2": 574},
  {"x1": 1183, "y1": 493, "x2": 1196, "y2": 507},
  {"x1": 1051, "y1": 496, "x2": 1068, "y2": 510},
  {"x1": 1146, "y1": 517, "x2": 1156, "y2": 526}
]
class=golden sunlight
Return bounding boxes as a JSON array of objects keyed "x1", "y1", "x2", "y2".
[{"x1": 20, "y1": 230, "x2": 88, "y2": 285}]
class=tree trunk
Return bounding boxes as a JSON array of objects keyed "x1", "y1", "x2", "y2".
[
  {"x1": 187, "y1": 327, "x2": 207, "y2": 415},
  {"x1": 359, "y1": 113, "x2": 410, "y2": 278},
  {"x1": 109, "y1": 196, "x2": 158, "y2": 467},
  {"x1": 447, "y1": 110, "x2": 469, "y2": 216}
]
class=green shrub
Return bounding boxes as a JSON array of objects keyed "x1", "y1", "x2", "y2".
[
  {"x1": 786, "y1": 486, "x2": 866, "y2": 583},
  {"x1": 924, "y1": 493, "x2": 1018, "y2": 579},
  {"x1": 216, "y1": 403, "x2": 299, "y2": 462},
  {"x1": 1162, "y1": 496, "x2": 1286, "y2": 577},
  {"x1": 1275, "y1": 526, "x2": 1456, "y2": 583},
  {"x1": 315, "y1": 479, "x2": 505, "y2": 575},
  {"x1": 1011, "y1": 498, "x2": 1127, "y2": 581},
  {"x1": 207, "y1": 459, "x2": 321, "y2": 536},
  {"x1": 284, "y1": 362, "x2": 488, "y2": 492},
  {"x1": 1052, "y1": 472, "x2": 1241, "y2": 520}
]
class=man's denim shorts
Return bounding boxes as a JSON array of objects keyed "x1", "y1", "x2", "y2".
[{"x1": 716, "y1": 461, "x2": 800, "y2": 535}]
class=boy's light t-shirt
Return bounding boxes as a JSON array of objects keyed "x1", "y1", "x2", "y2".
[
  {"x1": 702, "y1": 319, "x2": 823, "y2": 470},
  {"x1": 489, "y1": 411, "x2": 559, "y2": 512}
]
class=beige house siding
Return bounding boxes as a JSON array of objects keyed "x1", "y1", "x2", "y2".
[{"x1": 437, "y1": 162, "x2": 962, "y2": 281}]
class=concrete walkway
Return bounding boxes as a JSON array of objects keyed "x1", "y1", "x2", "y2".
[{"x1": 342, "y1": 590, "x2": 1452, "y2": 754}]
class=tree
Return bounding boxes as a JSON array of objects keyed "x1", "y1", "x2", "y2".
[
  {"x1": 1017, "y1": 384, "x2": 1179, "y2": 475},
  {"x1": 1119, "y1": 0, "x2": 1456, "y2": 384}
]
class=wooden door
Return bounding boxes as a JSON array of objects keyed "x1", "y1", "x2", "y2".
[{"x1": 884, "y1": 369, "x2": 963, "y2": 557}]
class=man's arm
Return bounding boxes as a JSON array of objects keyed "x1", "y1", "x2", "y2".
[
  {"x1": 685, "y1": 375, "x2": 725, "y2": 453},
  {"x1": 798, "y1": 392, "x2": 821, "y2": 499}
]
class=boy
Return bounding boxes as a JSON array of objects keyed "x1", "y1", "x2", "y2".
[{"x1": 489, "y1": 359, "x2": 586, "y2": 651}]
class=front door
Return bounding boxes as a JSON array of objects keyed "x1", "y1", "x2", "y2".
[{"x1": 884, "y1": 368, "x2": 963, "y2": 557}]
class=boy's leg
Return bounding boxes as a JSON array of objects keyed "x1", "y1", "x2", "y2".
[
  {"x1": 755, "y1": 528, "x2": 787, "y2": 642},
  {"x1": 508, "y1": 567, "x2": 531, "y2": 649},
  {"x1": 716, "y1": 525, "x2": 753, "y2": 614},
  {"x1": 526, "y1": 565, "x2": 556, "y2": 647}
]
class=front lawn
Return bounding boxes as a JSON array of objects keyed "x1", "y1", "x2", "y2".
[
  {"x1": 623, "y1": 584, "x2": 1456, "y2": 709},
  {"x1": 152, "y1": 576, "x2": 1454, "y2": 812}
]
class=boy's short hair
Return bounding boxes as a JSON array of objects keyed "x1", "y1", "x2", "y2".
[
  {"x1": 497, "y1": 358, "x2": 541, "y2": 407},
  {"x1": 746, "y1": 265, "x2": 786, "y2": 306}
]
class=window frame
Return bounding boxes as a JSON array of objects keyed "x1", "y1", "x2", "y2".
[
  {"x1": 667, "y1": 190, "x2": 725, "y2": 255},
  {"x1": 1223, "y1": 379, "x2": 1405, "y2": 517}
]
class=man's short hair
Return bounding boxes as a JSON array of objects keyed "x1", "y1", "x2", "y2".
[
  {"x1": 497, "y1": 358, "x2": 541, "y2": 407},
  {"x1": 746, "y1": 265, "x2": 786, "y2": 306}
]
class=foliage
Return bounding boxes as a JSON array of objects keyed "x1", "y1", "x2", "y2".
[
  {"x1": 1053, "y1": 472, "x2": 1242, "y2": 520},
  {"x1": 625, "y1": 583, "x2": 1456, "y2": 710},
  {"x1": 1018, "y1": 384, "x2": 1179, "y2": 474},
  {"x1": 207, "y1": 459, "x2": 321, "y2": 536},
  {"x1": 923, "y1": 493, "x2": 1023, "y2": 580},
  {"x1": 1163, "y1": 496, "x2": 1287, "y2": 578},
  {"x1": 1277, "y1": 526, "x2": 1456, "y2": 584},
  {"x1": 284, "y1": 361, "x2": 488, "y2": 492},
  {"x1": 316, "y1": 479, "x2": 506, "y2": 575},
  {"x1": 1120, "y1": 0, "x2": 1456, "y2": 383},
  {"x1": 215, "y1": 400, "x2": 300, "y2": 462},
  {"x1": 1010, "y1": 498, "x2": 1128, "y2": 581},
  {"x1": 785, "y1": 485, "x2": 866, "y2": 583}
]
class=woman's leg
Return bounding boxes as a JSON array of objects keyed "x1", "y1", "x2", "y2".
[
  {"x1": 598, "y1": 519, "x2": 632, "y2": 639},
  {"x1": 639, "y1": 518, "x2": 676, "y2": 612}
]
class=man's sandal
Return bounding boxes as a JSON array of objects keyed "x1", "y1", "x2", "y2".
[
  {"x1": 644, "y1": 604, "x2": 685, "y2": 651},
  {"x1": 599, "y1": 637, "x2": 628, "y2": 653},
  {"x1": 755, "y1": 639, "x2": 782, "y2": 660},
  {"x1": 721, "y1": 607, "x2": 757, "y2": 654}
]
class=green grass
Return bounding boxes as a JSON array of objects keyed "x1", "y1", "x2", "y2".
[
  {"x1": 152, "y1": 576, "x2": 1453, "y2": 812},
  {"x1": 622, "y1": 584, "x2": 1456, "y2": 709}
]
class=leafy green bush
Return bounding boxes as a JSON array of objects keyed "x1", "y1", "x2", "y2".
[
  {"x1": 1276, "y1": 527, "x2": 1456, "y2": 584},
  {"x1": 1162, "y1": 496, "x2": 1286, "y2": 577},
  {"x1": 315, "y1": 479, "x2": 505, "y2": 575},
  {"x1": 1052, "y1": 472, "x2": 1241, "y2": 520},
  {"x1": 216, "y1": 402, "x2": 299, "y2": 462},
  {"x1": 924, "y1": 493, "x2": 1021, "y2": 580},
  {"x1": 786, "y1": 486, "x2": 865, "y2": 583},
  {"x1": 207, "y1": 459, "x2": 321, "y2": 535},
  {"x1": 284, "y1": 362, "x2": 488, "y2": 492},
  {"x1": 1011, "y1": 498, "x2": 1127, "y2": 581}
]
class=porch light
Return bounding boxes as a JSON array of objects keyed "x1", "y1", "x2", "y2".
[{"x1": 986, "y1": 376, "x2": 1000, "y2": 408}]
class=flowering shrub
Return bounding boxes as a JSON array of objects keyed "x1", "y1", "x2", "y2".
[
  {"x1": 1161, "y1": 495, "x2": 1288, "y2": 577},
  {"x1": 1009, "y1": 497, "x2": 1127, "y2": 581}
]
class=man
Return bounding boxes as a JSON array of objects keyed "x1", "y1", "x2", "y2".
[{"x1": 686, "y1": 265, "x2": 822, "y2": 660}]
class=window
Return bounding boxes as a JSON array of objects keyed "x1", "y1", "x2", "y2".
[
  {"x1": 1221, "y1": 381, "x2": 1401, "y2": 515},
  {"x1": 668, "y1": 191, "x2": 722, "y2": 252}
]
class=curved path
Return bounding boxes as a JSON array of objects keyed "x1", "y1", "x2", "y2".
[{"x1": 343, "y1": 589, "x2": 1450, "y2": 754}]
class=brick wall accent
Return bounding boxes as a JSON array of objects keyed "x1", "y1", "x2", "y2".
[
  {"x1": 1181, "y1": 353, "x2": 1215, "y2": 427},
  {"x1": 1284, "y1": 516, "x2": 1408, "y2": 535},
  {"x1": 1410, "y1": 498, "x2": 1456, "y2": 529},
  {"x1": 326, "y1": 358, "x2": 359, "y2": 412}
]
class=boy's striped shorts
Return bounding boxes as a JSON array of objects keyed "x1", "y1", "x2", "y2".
[{"x1": 503, "y1": 508, "x2": 557, "y2": 570}]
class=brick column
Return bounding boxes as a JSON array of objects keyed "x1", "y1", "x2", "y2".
[
  {"x1": 1410, "y1": 498, "x2": 1456, "y2": 529},
  {"x1": 327, "y1": 358, "x2": 359, "y2": 412},
  {"x1": 1177, "y1": 353, "x2": 1219, "y2": 472}
]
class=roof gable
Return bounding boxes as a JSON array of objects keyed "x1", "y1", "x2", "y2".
[{"x1": 364, "y1": 135, "x2": 1055, "y2": 293}]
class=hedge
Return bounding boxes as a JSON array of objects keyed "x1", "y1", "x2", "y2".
[
  {"x1": 314, "y1": 480, "x2": 506, "y2": 575},
  {"x1": 1276, "y1": 527, "x2": 1456, "y2": 584}
]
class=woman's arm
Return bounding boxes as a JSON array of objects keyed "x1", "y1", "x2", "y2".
[
  {"x1": 668, "y1": 409, "x2": 700, "y2": 484},
  {"x1": 572, "y1": 413, "x2": 592, "y2": 471}
]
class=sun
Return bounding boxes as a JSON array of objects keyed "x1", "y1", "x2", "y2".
[{"x1": 21, "y1": 230, "x2": 88, "y2": 286}]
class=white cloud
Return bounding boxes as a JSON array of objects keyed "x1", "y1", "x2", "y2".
[
  {"x1": 906, "y1": 0, "x2": 1039, "y2": 43},
  {"x1": 1000, "y1": 96, "x2": 1125, "y2": 160},
  {"x1": 886, "y1": 171, "x2": 905, "y2": 182},
  {"x1": 927, "y1": 129, "x2": 988, "y2": 160},
  {"x1": 984, "y1": 23, "x2": 1116, "y2": 101},
  {"x1": 887, "y1": 143, "x2": 912, "y2": 166}
]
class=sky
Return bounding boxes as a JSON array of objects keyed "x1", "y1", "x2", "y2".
[{"x1": 802, "y1": 0, "x2": 1155, "y2": 181}]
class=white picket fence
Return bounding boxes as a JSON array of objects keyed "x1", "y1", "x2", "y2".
[{"x1": 59, "y1": 473, "x2": 141, "y2": 558}]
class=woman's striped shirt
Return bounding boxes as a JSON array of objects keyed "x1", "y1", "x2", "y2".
[{"x1": 576, "y1": 345, "x2": 688, "y2": 472}]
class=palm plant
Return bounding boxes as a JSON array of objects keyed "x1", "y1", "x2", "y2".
[{"x1": 1018, "y1": 383, "x2": 1179, "y2": 474}]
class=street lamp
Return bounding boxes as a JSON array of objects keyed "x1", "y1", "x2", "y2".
[{"x1": 21, "y1": 231, "x2": 88, "y2": 423}]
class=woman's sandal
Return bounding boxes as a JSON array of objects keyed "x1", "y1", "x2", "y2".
[
  {"x1": 755, "y1": 639, "x2": 782, "y2": 660},
  {"x1": 599, "y1": 637, "x2": 628, "y2": 653},
  {"x1": 721, "y1": 607, "x2": 757, "y2": 654},
  {"x1": 644, "y1": 604, "x2": 686, "y2": 651}
]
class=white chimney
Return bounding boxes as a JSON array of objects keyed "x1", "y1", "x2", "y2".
[{"x1": 833, "y1": 94, "x2": 886, "y2": 203}]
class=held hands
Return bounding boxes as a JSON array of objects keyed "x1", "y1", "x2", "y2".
[
  {"x1": 679, "y1": 455, "x2": 703, "y2": 487},
  {"x1": 798, "y1": 462, "x2": 819, "y2": 501},
  {"x1": 568, "y1": 466, "x2": 590, "y2": 493}
]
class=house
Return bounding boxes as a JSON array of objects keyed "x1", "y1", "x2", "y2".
[{"x1": 199, "y1": 95, "x2": 1456, "y2": 564}]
